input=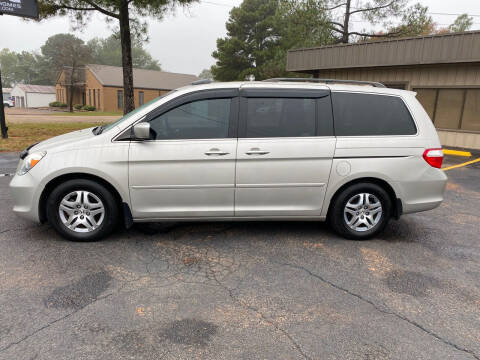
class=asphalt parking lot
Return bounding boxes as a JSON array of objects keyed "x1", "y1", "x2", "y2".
[{"x1": 0, "y1": 153, "x2": 479, "y2": 360}]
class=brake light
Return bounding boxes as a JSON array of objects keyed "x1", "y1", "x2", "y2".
[{"x1": 423, "y1": 148, "x2": 443, "y2": 168}]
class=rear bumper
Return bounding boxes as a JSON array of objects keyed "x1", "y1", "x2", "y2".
[
  {"x1": 9, "y1": 173, "x2": 41, "y2": 222},
  {"x1": 395, "y1": 168, "x2": 447, "y2": 215}
]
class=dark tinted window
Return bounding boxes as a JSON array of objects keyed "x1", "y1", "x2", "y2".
[
  {"x1": 332, "y1": 93, "x2": 417, "y2": 136},
  {"x1": 246, "y1": 98, "x2": 316, "y2": 138},
  {"x1": 149, "y1": 98, "x2": 230, "y2": 140}
]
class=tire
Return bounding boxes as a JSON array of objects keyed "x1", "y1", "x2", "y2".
[
  {"x1": 46, "y1": 179, "x2": 119, "y2": 241},
  {"x1": 328, "y1": 182, "x2": 391, "y2": 240}
]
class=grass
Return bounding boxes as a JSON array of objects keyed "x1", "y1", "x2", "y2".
[
  {"x1": 52, "y1": 111, "x2": 123, "y2": 116},
  {"x1": 0, "y1": 122, "x2": 110, "y2": 152}
]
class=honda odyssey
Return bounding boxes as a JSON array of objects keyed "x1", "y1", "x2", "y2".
[{"x1": 10, "y1": 79, "x2": 447, "y2": 241}]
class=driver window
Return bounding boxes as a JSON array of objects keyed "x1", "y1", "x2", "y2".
[{"x1": 149, "y1": 98, "x2": 231, "y2": 140}]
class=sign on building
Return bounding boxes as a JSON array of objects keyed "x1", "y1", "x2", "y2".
[{"x1": 0, "y1": 0, "x2": 38, "y2": 19}]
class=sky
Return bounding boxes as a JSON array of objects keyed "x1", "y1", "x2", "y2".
[{"x1": 0, "y1": 0, "x2": 480, "y2": 76}]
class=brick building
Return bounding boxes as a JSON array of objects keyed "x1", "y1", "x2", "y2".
[{"x1": 56, "y1": 64, "x2": 198, "y2": 112}]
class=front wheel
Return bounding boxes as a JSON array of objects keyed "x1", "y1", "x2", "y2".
[
  {"x1": 46, "y1": 179, "x2": 119, "y2": 241},
  {"x1": 329, "y1": 183, "x2": 391, "y2": 240}
]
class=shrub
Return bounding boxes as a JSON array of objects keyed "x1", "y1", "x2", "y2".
[
  {"x1": 49, "y1": 101, "x2": 67, "y2": 107},
  {"x1": 74, "y1": 104, "x2": 83, "y2": 110},
  {"x1": 81, "y1": 105, "x2": 96, "y2": 111}
]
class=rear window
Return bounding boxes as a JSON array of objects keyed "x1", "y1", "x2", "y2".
[{"x1": 332, "y1": 92, "x2": 417, "y2": 136}]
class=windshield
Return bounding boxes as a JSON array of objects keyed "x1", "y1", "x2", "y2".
[{"x1": 99, "y1": 92, "x2": 175, "y2": 133}]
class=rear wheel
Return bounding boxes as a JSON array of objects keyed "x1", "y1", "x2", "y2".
[
  {"x1": 46, "y1": 179, "x2": 119, "y2": 241},
  {"x1": 329, "y1": 182, "x2": 391, "y2": 240}
]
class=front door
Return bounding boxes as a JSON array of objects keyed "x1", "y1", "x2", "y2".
[
  {"x1": 235, "y1": 90, "x2": 336, "y2": 216},
  {"x1": 129, "y1": 92, "x2": 238, "y2": 219}
]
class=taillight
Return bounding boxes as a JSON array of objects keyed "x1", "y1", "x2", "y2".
[{"x1": 423, "y1": 148, "x2": 443, "y2": 169}]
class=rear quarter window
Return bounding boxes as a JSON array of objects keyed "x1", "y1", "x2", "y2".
[{"x1": 332, "y1": 92, "x2": 417, "y2": 136}]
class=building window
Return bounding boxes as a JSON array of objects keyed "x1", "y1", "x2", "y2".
[
  {"x1": 434, "y1": 89, "x2": 463, "y2": 130},
  {"x1": 460, "y1": 89, "x2": 480, "y2": 132},
  {"x1": 139, "y1": 91, "x2": 144, "y2": 106},
  {"x1": 88, "y1": 89, "x2": 91, "y2": 105},
  {"x1": 93, "y1": 89, "x2": 96, "y2": 107},
  {"x1": 97, "y1": 90, "x2": 101, "y2": 110},
  {"x1": 414, "y1": 88, "x2": 480, "y2": 132},
  {"x1": 117, "y1": 90, "x2": 123, "y2": 109}
]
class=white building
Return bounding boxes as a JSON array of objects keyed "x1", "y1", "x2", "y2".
[{"x1": 10, "y1": 84, "x2": 56, "y2": 108}]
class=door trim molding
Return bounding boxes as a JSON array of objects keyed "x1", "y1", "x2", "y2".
[
  {"x1": 236, "y1": 182, "x2": 326, "y2": 188},
  {"x1": 131, "y1": 184, "x2": 233, "y2": 189}
]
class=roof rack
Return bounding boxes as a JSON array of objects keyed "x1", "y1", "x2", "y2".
[
  {"x1": 263, "y1": 78, "x2": 386, "y2": 88},
  {"x1": 191, "y1": 79, "x2": 214, "y2": 85}
]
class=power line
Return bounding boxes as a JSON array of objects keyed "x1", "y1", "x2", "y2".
[
  {"x1": 428, "y1": 12, "x2": 480, "y2": 17},
  {"x1": 201, "y1": 0, "x2": 235, "y2": 7},
  {"x1": 200, "y1": 0, "x2": 480, "y2": 18}
]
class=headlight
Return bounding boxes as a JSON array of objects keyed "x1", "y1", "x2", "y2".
[{"x1": 17, "y1": 151, "x2": 47, "y2": 176}]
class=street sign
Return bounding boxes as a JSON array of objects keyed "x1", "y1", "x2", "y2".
[{"x1": 0, "y1": 0, "x2": 38, "y2": 19}]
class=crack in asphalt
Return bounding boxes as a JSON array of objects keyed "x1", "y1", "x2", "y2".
[
  {"x1": 0, "y1": 291, "x2": 113, "y2": 353},
  {"x1": 196, "y1": 238, "x2": 312, "y2": 360},
  {"x1": 0, "y1": 225, "x2": 43, "y2": 235},
  {"x1": 148, "y1": 226, "x2": 312, "y2": 360},
  {"x1": 280, "y1": 262, "x2": 480, "y2": 360},
  {"x1": 212, "y1": 275, "x2": 312, "y2": 360}
]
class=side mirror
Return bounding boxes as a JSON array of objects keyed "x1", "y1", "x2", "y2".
[{"x1": 133, "y1": 122, "x2": 151, "y2": 140}]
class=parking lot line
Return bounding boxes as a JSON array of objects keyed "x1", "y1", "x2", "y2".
[
  {"x1": 443, "y1": 149, "x2": 472, "y2": 157},
  {"x1": 442, "y1": 158, "x2": 480, "y2": 171}
]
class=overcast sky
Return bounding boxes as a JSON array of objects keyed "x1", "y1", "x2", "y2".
[{"x1": 0, "y1": 0, "x2": 479, "y2": 76}]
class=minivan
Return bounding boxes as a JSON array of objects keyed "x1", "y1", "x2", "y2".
[{"x1": 10, "y1": 79, "x2": 447, "y2": 241}]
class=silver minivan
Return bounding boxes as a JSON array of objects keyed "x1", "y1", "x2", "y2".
[{"x1": 10, "y1": 79, "x2": 447, "y2": 241}]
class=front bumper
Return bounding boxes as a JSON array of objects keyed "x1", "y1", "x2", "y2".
[{"x1": 9, "y1": 172, "x2": 42, "y2": 223}]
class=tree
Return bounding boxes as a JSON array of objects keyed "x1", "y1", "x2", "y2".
[
  {"x1": 0, "y1": 49, "x2": 50, "y2": 86},
  {"x1": 40, "y1": 34, "x2": 91, "y2": 85},
  {"x1": 364, "y1": 3, "x2": 434, "y2": 40},
  {"x1": 88, "y1": 34, "x2": 161, "y2": 70},
  {"x1": 264, "y1": 0, "x2": 333, "y2": 77},
  {"x1": 0, "y1": 49, "x2": 19, "y2": 87},
  {"x1": 39, "y1": 0, "x2": 197, "y2": 114},
  {"x1": 323, "y1": 0, "x2": 431, "y2": 43},
  {"x1": 211, "y1": 0, "x2": 334, "y2": 81},
  {"x1": 449, "y1": 14, "x2": 473, "y2": 33},
  {"x1": 198, "y1": 69, "x2": 213, "y2": 80},
  {"x1": 41, "y1": 34, "x2": 91, "y2": 112},
  {"x1": 212, "y1": 0, "x2": 281, "y2": 81}
]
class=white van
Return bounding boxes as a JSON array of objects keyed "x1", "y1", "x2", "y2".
[{"x1": 10, "y1": 79, "x2": 447, "y2": 241}]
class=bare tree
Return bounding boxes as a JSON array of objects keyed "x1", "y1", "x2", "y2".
[{"x1": 324, "y1": 0, "x2": 423, "y2": 43}]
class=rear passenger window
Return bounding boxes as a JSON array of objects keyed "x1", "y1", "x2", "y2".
[
  {"x1": 332, "y1": 93, "x2": 417, "y2": 136},
  {"x1": 246, "y1": 98, "x2": 316, "y2": 138}
]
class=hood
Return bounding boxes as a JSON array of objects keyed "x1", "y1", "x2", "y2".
[{"x1": 30, "y1": 127, "x2": 97, "y2": 153}]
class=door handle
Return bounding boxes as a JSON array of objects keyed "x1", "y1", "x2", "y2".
[
  {"x1": 205, "y1": 148, "x2": 229, "y2": 156},
  {"x1": 245, "y1": 148, "x2": 269, "y2": 155}
]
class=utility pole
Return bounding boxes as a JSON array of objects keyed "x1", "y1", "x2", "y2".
[{"x1": 0, "y1": 69, "x2": 7, "y2": 139}]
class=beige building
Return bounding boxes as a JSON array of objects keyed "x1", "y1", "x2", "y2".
[
  {"x1": 287, "y1": 31, "x2": 480, "y2": 150},
  {"x1": 56, "y1": 64, "x2": 198, "y2": 112}
]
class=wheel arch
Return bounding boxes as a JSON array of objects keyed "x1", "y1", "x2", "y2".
[
  {"x1": 326, "y1": 177, "x2": 402, "y2": 220},
  {"x1": 39, "y1": 173, "x2": 124, "y2": 224}
]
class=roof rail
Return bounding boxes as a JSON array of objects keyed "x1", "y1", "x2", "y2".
[
  {"x1": 191, "y1": 79, "x2": 213, "y2": 85},
  {"x1": 263, "y1": 78, "x2": 386, "y2": 88}
]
